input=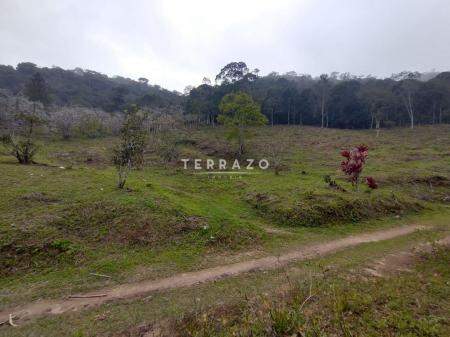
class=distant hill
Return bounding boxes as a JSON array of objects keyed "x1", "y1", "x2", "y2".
[
  {"x1": 0, "y1": 62, "x2": 183, "y2": 112},
  {"x1": 1, "y1": 62, "x2": 449, "y2": 128}
]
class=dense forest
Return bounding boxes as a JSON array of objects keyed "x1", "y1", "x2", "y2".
[
  {"x1": 186, "y1": 62, "x2": 450, "y2": 129},
  {"x1": 0, "y1": 62, "x2": 449, "y2": 130},
  {"x1": 0, "y1": 62, "x2": 183, "y2": 113}
]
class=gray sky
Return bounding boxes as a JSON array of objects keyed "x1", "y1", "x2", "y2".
[{"x1": 1, "y1": 0, "x2": 449, "y2": 91}]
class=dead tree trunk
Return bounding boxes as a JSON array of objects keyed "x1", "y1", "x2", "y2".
[{"x1": 320, "y1": 95, "x2": 325, "y2": 128}]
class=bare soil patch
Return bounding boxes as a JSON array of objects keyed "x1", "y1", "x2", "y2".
[{"x1": 364, "y1": 235, "x2": 450, "y2": 277}]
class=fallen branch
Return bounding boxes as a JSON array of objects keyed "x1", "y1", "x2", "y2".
[
  {"x1": 0, "y1": 314, "x2": 18, "y2": 327},
  {"x1": 9, "y1": 314, "x2": 18, "y2": 327},
  {"x1": 68, "y1": 294, "x2": 107, "y2": 299}
]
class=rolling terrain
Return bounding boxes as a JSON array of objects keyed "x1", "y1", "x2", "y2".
[{"x1": 0, "y1": 125, "x2": 449, "y2": 336}]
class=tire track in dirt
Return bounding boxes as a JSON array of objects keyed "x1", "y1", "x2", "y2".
[{"x1": 0, "y1": 224, "x2": 427, "y2": 325}]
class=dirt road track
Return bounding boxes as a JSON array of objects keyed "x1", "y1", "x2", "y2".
[{"x1": 0, "y1": 224, "x2": 427, "y2": 324}]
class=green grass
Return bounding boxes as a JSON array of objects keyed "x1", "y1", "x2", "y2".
[
  {"x1": 171, "y1": 245, "x2": 450, "y2": 337},
  {"x1": 1, "y1": 219, "x2": 448, "y2": 337},
  {"x1": 0, "y1": 125, "x2": 449, "y2": 311}
]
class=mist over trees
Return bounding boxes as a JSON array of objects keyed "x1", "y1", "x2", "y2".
[
  {"x1": 186, "y1": 63, "x2": 450, "y2": 129},
  {"x1": 0, "y1": 62, "x2": 183, "y2": 112},
  {"x1": 0, "y1": 61, "x2": 449, "y2": 132}
]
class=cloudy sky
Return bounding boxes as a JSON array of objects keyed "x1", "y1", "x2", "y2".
[{"x1": 1, "y1": 0, "x2": 449, "y2": 91}]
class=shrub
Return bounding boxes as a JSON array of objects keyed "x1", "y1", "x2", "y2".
[
  {"x1": 340, "y1": 145, "x2": 368, "y2": 190},
  {"x1": 79, "y1": 113, "x2": 107, "y2": 138},
  {"x1": 1, "y1": 113, "x2": 42, "y2": 164},
  {"x1": 366, "y1": 176, "x2": 378, "y2": 189},
  {"x1": 323, "y1": 174, "x2": 347, "y2": 192},
  {"x1": 159, "y1": 141, "x2": 180, "y2": 163},
  {"x1": 271, "y1": 195, "x2": 422, "y2": 227},
  {"x1": 267, "y1": 141, "x2": 288, "y2": 175},
  {"x1": 112, "y1": 105, "x2": 147, "y2": 188}
]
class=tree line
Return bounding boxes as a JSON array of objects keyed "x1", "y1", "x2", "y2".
[
  {"x1": 0, "y1": 62, "x2": 183, "y2": 113},
  {"x1": 1, "y1": 61, "x2": 449, "y2": 130},
  {"x1": 186, "y1": 62, "x2": 450, "y2": 129}
]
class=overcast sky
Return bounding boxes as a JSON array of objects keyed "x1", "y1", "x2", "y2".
[{"x1": 1, "y1": 0, "x2": 449, "y2": 91}]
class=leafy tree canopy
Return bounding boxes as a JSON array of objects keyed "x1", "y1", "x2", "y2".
[{"x1": 218, "y1": 91, "x2": 267, "y2": 127}]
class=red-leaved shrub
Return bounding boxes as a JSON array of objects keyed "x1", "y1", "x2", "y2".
[
  {"x1": 340, "y1": 145, "x2": 368, "y2": 189},
  {"x1": 366, "y1": 176, "x2": 378, "y2": 189}
]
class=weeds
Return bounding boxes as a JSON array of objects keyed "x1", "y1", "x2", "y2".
[
  {"x1": 164, "y1": 247, "x2": 450, "y2": 337},
  {"x1": 250, "y1": 193, "x2": 424, "y2": 227}
]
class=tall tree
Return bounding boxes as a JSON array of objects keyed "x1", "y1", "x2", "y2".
[
  {"x1": 202, "y1": 77, "x2": 212, "y2": 85},
  {"x1": 262, "y1": 88, "x2": 282, "y2": 126},
  {"x1": 108, "y1": 86, "x2": 128, "y2": 112},
  {"x1": 359, "y1": 79, "x2": 395, "y2": 130},
  {"x1": 328, "y1": 80, "x2": 367, "y2": 129},
  {"x1": 183, "y1": 85, "x2": 195, "y2": 96},
  {"x1": 392, "y1": 71, "x2": 421, "y2": 129},
  {"x1": 185, "y1": 84, "x2": 218, "y2": 125},
  {"x1": 419, "y1": 80, "x2": 447, "y2": 124},
  {"x1": 317, "y1": 74, "x2": 330, "y2": 128},
  {"x1": 24, "y1": 72, "x2": 50, "y2": 113},
  {"x1": 138, "y1": 77, "x2": 149, "y2": 85},
  {"x1": 297, "y1": 88, "x2": 317, "y2": 125},
  {"x1": 282, "y1": 87, "x2": 297, "y2": 125},
  {"x1": 215, "y1": 62, "x2": 249, "y2": 85}
]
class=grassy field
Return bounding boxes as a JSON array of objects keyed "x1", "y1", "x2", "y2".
[
  {"x1": 0, "y1": 125, "x2": 449, "y2": 335},
  {"x1": 1, "y1": 216, "x2": 449, "y2": 336},
  {"x1": 170, "y1": 239, "x2": 450, "y2": 337}
]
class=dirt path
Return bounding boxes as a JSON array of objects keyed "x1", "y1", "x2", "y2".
[
  {"x1": 364, "y1": 235, "x2": 450, "y2": 277},
  {"x1": 0, "y1": 224, "x2": 426, "y2": 325}
]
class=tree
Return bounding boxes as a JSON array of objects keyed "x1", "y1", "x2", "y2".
[
  {"x1": 183, "y1": 85, "x2": 195, "y2": 96},
  {"x1": 185, "y1": 84, "x2": 218, "y2": 125},
  {"x1": 419, "y1": 80, "x2": 447, "y2": 124},
  {"x1": 428, "y1": 72, "x2": 450, "y2": 124},
  {"x1": 24, "y1": 72, "x2": 50, "y2": 112},
  {"x1": 282, "y1": 87, "x2": 297, "y2": 125},
  {"x1": 297, "y1": 88, "x2": 317, "y2": 125},
  {"x1": 51, "y1": 106, "x2": 80, "y2": 139},
  {"x1": 138, "y1": 77, "x2": 149, "y2": 85},
  {"x1": 112, "y1": 105, "x2": 147, "y2": 189},
  {"x1": 262, "y1": 89, "x2": 281, "y2": 126},
  {"x1": 16, "y1": 62, "x2": 37, "y2": 76},
  {"x1": 317, "y1": 74, "x2": 330, "y2": 128},
  {"x1": 218, "y1": 92, "x2": 267, "y2": 156},
  {"x1": 328, "y1": 80, "x2": 368, "y2": 129},
  {"x1": 284, "y1": 71, "x2": 297, "y2": 77},
  {"x1": 359, "y1": 79, "x2": 395, "y2": 132},
  {"x1": 215, "y1": 62, "x2": 249, "y2": 85},
  {"x1": 108, "y1": 86, "x2": 128, "y2": 112},
  {"x1": 266, "y1": 140, "x2": 288, "y2": 175},
  {"x1": 202, "y1": 77, "x2": 211, "y2": 85},
  {"x1": 392, "y1": 71, "x2": 421, "y2": 129},
  {"x1": 1, "y1": 113, "x2": 42, "y2": 164}
]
